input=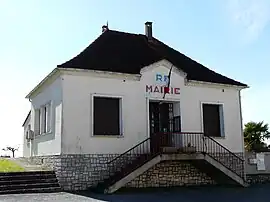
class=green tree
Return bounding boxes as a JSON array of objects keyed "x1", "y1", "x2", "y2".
[{"x1": 244, "y1": 121, "x2": 270, "y2": 152}]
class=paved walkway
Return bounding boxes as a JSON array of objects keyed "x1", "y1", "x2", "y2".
[{"x1": 0, "y1": 185, "x2": 269, "y2": 202}]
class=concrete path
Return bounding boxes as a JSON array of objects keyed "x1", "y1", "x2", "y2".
[
  {"x1": 0, "y1": 184, "x2": 269, "y2": 202},
  {"x1": 9, "y1": 158, "x2": 51, "y2": 171}
]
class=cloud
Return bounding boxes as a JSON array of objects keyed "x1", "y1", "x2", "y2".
[{"x1": 226, "y1": 0, "x2": 270, "y2": 43}]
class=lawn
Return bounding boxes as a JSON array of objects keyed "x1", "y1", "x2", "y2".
[{"x1": 0, "y1": 159, "x2": 25, "y2": 172}]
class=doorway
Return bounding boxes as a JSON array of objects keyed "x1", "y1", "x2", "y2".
[{"x1": 149, "y1": 101, "x2": 181, "y2": 152}]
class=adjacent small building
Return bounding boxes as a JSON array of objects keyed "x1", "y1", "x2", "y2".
[{"x1": 22, "y1": 22, "x2": 248, "y2": 192}]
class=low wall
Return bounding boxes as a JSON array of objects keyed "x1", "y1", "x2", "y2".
[{"x1": 245, "y1": 152, "x2": 270, "y2": 184}]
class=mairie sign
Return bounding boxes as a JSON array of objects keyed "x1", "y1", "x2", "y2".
[{"x1": 145, "y1": 73, "x2": 180, "y2": 95}]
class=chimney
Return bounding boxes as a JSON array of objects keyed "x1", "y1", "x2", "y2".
[{"x1": 145, "y1": 21, "x2": 153, "y2": 40}]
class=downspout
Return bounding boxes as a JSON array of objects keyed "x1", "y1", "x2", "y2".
[
  {"x1": 238, "y1": 89, "x2": 246, "y2": 180},
  {"x1": 28, "y1": 98, "x2": 33, "y2": 157}
]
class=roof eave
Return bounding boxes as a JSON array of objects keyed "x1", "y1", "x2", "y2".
[
  {"x1": 25, "y1": 68, "x2": 60, "y2": 99},
  {"x1": 22, "y1": 111, "x2": 31, "y2": 127},
  {"x1": 187, "y1": 79, "x2": 249, "y2": 90}
]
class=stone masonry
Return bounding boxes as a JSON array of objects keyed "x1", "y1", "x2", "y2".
[
  {"x1": 25, "y1": 152, "x2": 245, "y2": 191},
  {"x1": 246, "y1": 174, "x2": 270, "y2": 184},
  {"x1": 28, "y1": 154, "x2": 118, "y2": 191},
  {"x1": 125, "y1": 160, "x2": 216, "y2": 188}
]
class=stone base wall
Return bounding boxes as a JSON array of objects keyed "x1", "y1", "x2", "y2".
[
  {"x1": 247, "y1": 174, "x2": 270, "y2": 184},
  {"x1": 125, "y1": 161, "x2": 216, "y2": 188},
  {"x1": 25, "y1": 153, "x2": 245, "y2": 191},
  {"x1": 28, "y1": 154, "x2": 118, "y2": 191}
]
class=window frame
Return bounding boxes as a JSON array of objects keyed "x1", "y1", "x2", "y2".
[
  {"x1": 35, "y1": 101, "x2": 53, "y2": 136},
  {"x1": 200, "y1": 101, "x2": 225, "y2": 138},
  {"x1": 91, "y1": 94, "x2": 124, "y2": 137}
]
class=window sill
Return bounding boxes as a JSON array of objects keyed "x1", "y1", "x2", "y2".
[
  {"x1": 35, "y1": 131, "x2": 52, "y2": 137},
  {"x1": 211, "y1": 136, "x2": 225, "y2": 139},
  {"x1": 91, "y1": 134, "x2": 124, "y2": 138}
]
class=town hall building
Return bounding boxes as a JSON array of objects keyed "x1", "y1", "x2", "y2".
[{"x1": 22, "y1": 22, "x2": 248, "y2": 192}]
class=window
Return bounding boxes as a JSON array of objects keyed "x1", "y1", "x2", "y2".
[
  {"x1": 35, "y1": 101, "x2": 52, "y2": 135},
  {"x1": 202, "y1": 103, "x2": 224, "y2": 137},
  {"x1": 35, "y1": 109, "x2": 40, "y2": 135},
  {"x1": 93, "y1": 96, "x2": 122, "y2": 136}
]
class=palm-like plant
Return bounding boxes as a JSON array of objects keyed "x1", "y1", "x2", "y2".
[{"x1": 244, "y1": 121, "x2": 270, "y2": 152}]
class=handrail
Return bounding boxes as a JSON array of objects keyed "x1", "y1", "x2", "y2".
[
  {"x1": 107, "y1": 137, "x2": 151, "y2": 164},
  {"x1": 202, "y1": 135, "x2": 244, "y2": 178},
  {"x1": 204, "y1": 135, "x2": 244, "y2": 161},
  {"x1": 107, "y1": 132, "x2": 203, "y2": 164},
  {"x1": 101, "y1": 132, "x2": 245, "y2": 189}
]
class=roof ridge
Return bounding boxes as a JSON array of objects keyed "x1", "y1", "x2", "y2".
[{"x1": 57, "y1": 28, "x2": 247, "y2": 87}]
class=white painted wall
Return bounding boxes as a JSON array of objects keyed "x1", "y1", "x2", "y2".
[
  {"x1": 25, "y1": 76, "x2": 63, "y2": 157},
  {"x1": 61, "y1": 60, "x2": 245, "y2": 154},
  {"x1": 23, "y1": 115, "x2": 31, "y2": 157}
]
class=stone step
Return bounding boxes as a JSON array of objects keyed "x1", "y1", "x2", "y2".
[
  {"x1": 0, "y1": 187, "x2": 62, "y2": 195},
  {"x1": 0, "y1": 171, "x2": 55, "y2": 176},
  {"x1": 0, "y1": 171, "x2": 61, "y2": 195},
  {"x1": 0, "y1": 182, "x2": 60, "y2": 191},
  {"x1": 0, "y1": 178, "x2": 58, "y2": 185},
  {"x1": 0, "y1": 173, "x2": 56, "y2": 181}
]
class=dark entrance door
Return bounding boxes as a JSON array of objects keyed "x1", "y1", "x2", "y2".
[{"x1": 149, "y1": 102, "x2": 176, "y2": 152}]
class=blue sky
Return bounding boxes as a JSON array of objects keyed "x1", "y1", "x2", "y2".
[{"x1": 0, "y1": 0, "x2": 269, "y2": 156}]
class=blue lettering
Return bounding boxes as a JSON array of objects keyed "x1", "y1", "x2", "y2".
[
  {"x1": 164, "y1": 75, "x2": 169, "y2": 83},
  {"x1": 156, "y1": 74, "x2": 162, "y2": 82}
]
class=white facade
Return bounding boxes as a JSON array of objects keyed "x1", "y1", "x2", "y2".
[
  {"x1": 23, "y1": 60, "x2": 245, "y2": 157},
  {"x1": 23, "y1": 113, "x2": 31, "y2": 157},
  {"x1": 23, "y1": 75, "x2": 63, "y2": 157}
]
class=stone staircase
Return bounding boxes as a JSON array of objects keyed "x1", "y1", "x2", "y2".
[
  {"x1": 0, "y1": 171, "x2": 61, "y2": 195},
  {"x1": 92, "y1": 132, "x2": 247, "y2": 193}
]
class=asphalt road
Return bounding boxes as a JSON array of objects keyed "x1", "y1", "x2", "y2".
[{"x1": 0, "y1": 185, "x2": 270, "y2": 202}]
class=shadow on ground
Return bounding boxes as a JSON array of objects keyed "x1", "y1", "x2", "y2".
[{"x1": 71, "y1": 184, "x2": 270, "y2": 202}]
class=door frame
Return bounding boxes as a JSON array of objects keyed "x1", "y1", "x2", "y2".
[{"x1": 146, "y1": 97, "x2": 181, "y2": 140}]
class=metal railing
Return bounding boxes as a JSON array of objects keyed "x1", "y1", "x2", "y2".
[{"x1": 101, "y1": 132, "x2": 245, "y2": 188}]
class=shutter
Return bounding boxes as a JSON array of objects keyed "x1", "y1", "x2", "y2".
[
  {"x1": 46, "y1": 102, "x2": 52, "y2": 132},
  {"x1": 40, "y1": 107, "x2": 44, "y2": 134},
  {"x1": 34, "y1": 109, "x2": 40, "y2": 135},
  {"x1": 219, "y1": 105, "x2": 225, "y2": 137}
]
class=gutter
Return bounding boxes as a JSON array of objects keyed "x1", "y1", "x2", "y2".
[{"x1": 25, "y1": 68, "x2": 59, "y2": 99}]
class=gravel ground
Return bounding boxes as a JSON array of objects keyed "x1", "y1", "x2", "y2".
[{"x1": 0, "y1": 185, "x2": 270, "y2": 202}]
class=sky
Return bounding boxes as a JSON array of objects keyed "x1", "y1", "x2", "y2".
[{"x1": 0, "y1": 0, "x2": 269, "y2": 156}]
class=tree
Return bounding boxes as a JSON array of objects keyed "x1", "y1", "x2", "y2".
[
  {"x1": 244, "y1": 121, "x2": 270, "y2": 152},
  {"x1": 2, "y1": 147, "x2": 18, "y2": 158}
]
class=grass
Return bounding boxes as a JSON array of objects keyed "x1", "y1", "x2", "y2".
[{"x1": 0, "y1": 158, "x2": 25, "y2": 172}]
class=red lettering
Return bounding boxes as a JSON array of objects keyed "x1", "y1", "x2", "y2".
[
  {"x1": 164, "y1": 87, "x2": 170, "y2": 94},
  {"x1": 146, "y1": 85, "x2": 152, "y2": 92},
  {"x1": 146, "y1": 85, "x2": 180, "y2": 95},
  {"x1": 154, "y1": 86, "x2": 160, "y2": 93},
  {"x1": 174, "y1": 88, "x2": 180, "y2": 94}
]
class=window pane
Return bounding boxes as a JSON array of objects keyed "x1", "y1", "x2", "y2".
[
  {"x1": 203, "y1": 104, "x2": 221, "y2": 137},
  {"x1": 44, "y1": 106, "x2": 47, "y2": 133},
  {"x1": 46, "y1": 103, "x2": 51, "y2": 133},
  {"x1": 39, "y1": 108, "x2": 43, "y2": 134},
  {"x1": 35, "y1": 109, "x2": 40, "y2": 135},
  {"x1": 93, "y1": 97, "x2": 120, "y2": 135}
]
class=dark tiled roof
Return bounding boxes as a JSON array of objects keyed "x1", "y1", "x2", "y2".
[{"x1": 58, "y1": 30, "x2": 247, "y2": 87}]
